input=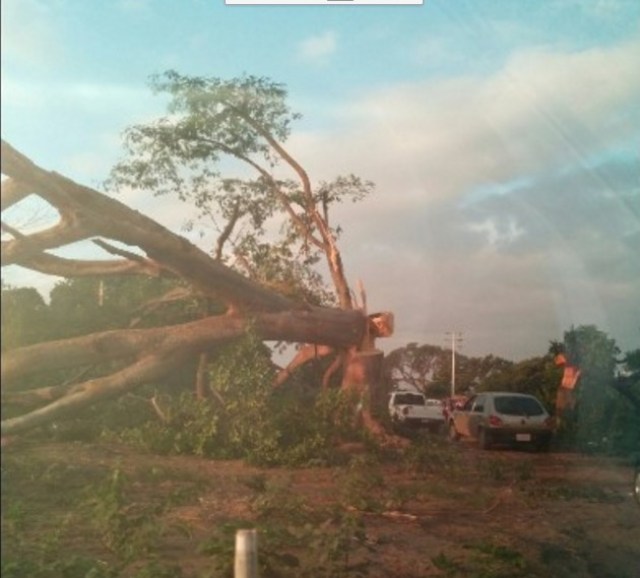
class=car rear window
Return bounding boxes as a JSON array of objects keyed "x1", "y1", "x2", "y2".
[
  {"x1": 394, "y1": 393, "x2": 425, "y2": 406},
  {"x1": 494, "y1": 396, "x2": 544, "y2": 416}
]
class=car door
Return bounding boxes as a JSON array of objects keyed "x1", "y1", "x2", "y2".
[{"x1": 466, "y1": 395, "x2": 486, "y2": 440}]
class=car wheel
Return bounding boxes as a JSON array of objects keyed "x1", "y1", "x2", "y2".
[
  {"x1": 479, "y1": 428, "x2": 492, "y2": 450},
  {"x1": 448, "y1": 422, "x2": 459, "y2": 442}
]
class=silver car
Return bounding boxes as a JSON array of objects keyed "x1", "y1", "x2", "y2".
[{"x1": 448, "y1": 392, "x2": 554, "y2": 451}]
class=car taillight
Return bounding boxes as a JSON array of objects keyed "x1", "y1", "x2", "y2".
[
  {"x1": 488, "y1": 415, "x2": 503, "y2": 427},
  {"x1": 402, "y1": 407, "x2": 409, "y2": 416},
  {"x1": 545, "y1": 416, "x2": 556, "y2": 429}
]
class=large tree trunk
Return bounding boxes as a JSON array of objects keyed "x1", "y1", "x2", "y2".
[{"x1": 1, "y1": 142, "x2": 392, "y2": 436}]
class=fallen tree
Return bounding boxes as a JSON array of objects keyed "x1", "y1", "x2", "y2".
[
  {"x1": 2, "y1": 141, "x2": 390, "y2": 435},
  {"x1": 2, "y1": 73, "x2": 399, "y2": 439},
  {"x1": 1, "y1": 140, "x2": 392, "y2": 436}
]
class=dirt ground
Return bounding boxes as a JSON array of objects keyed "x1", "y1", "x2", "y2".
[{"x1": 2, "y1": 439, "x2": 639, "y2": 577}]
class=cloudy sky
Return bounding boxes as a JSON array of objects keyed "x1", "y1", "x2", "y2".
[{"x1": 2, "y1": 0, "x2": 639, "y2": 361}]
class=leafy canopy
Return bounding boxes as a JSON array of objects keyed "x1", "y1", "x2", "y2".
[{"x1": 108, "y1": 70, "x2": 373, "y2": 306}]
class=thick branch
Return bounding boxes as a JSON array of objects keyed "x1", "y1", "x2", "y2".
[
  {"x1": 1, "y1": 140, "x2": 294, "y2": 312},
  {"x1": 2, "y1": 251, "x2": 166, "y2": 278},
  {"x1": 274, "y1": 344, "x2": 334, "y2": 387},
  {"x1": 1, "y1": 214, "x2": 89, "y2": 266},
  {"x1": 1, "y1": 350, "x2": 190, "y2": 436},
  {"x1": 2, "y1": 384, "x2": 76, "y2": 407},
  {"x1": 227, "y1": 105, "x2": 315, "y2": 211},
  {"x1": 2, "y1": 306, "x2": 368, "y2": 386},
  {"x1": 214, "y1": 201, "x2": 241, "y2": 261},
  {"x1": 1, "y1": 178, "x2": 31, "y2": 211},
  {"x1": 222, "y1": 111, "x2": 353, "y2": 308},
  {"x1": 1, "y1": 307, "x2": 370, "y2": 435}
]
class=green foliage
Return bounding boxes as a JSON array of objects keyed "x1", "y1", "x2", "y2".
[
  {"x1": 336, "y1": 455, "x2": 386, "y2": 512},
  {"x1": 113, "y1": 384, "x2": 362, "y2": 467},
  {"x1": 403, "y1": 433, "x2": 464, "y2": 474},
  {"x1": 479, "y1": 458, "x2": 508, "y2": 482},
  {"x1": 465, "y1": 541, "x2": 528, "y2": 578},
  {"x1": 85, "y1": 467, "x2": 164, "y2": 562},
  {"x1": 47, "y1": 276, "x2": 196, "y2": 340},
  {"x1": 1, "y1": 276, "x2": 202, "y2": 410},
  {"x1": 1, "y1": 457, "x2": 113, "y2": 578},
  {"x1": 198, "y1": 476, "x2": 370, "y2": 578},
  {"x1": 107, "y1": 70, "x2": 373, "y2": 306},
  {"x1": 383, "y1": 343, "x2": 513, "y2": 398},
  {"x1": 107, "y1": 330, "x2": 363, "y2": 466},
  {"x1": 524, "y1": 483, "x2": 622, "y2": 503},
  {"x1": 432, "y1": 551, "x2": 462, "y2": 575},
  {"x1": 480, "y1": 355, "x2": 560, "y2": 412},
  {"x1": 1, "y1": 555, "x2": 118, "y2": 578},
  {"x1": 113, "y1": 391, "x2": 221, "y2": 456},
  {"x1": 1, "y1": 287, "x2": 51, "y2": 351},
  {"x1": 558, "y1": 325, "x2": 624, "y2": 450},
  {"x1": 205, "y1": 330, "x2": 281, "y2": 462}
]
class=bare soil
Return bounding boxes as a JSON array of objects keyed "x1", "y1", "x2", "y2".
[{"x1": 2, "y1": 439, "x2": 639, "y2": 577}]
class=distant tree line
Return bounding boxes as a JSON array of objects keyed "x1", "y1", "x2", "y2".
[
  {"x1": 4, "y1": 276, "x2": 637, "y2": 457},
  {"x1": 383, "y1": 327, "x2": 639, "y2": 454}
]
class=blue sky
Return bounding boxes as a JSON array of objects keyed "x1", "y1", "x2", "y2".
[{"x1": 2, "y1": 0, "x2": 640, "y2": 360}]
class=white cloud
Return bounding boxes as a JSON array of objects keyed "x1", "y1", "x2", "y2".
[
  {"x1": 2, "y1": 78, "x2": 151, "y2": 110},
  {"x1": 289, "y1": 37, "x2": 640, "y2": 209},
  {"x1": 284, "y1": 38, "x2": 640, "y2": 359},
  {"x1": 297, "y1": 31, "x2": 337, "y2": 65},
  {"x1": 0, "y1": 0, "x2": 64, "y2": 69},
  {"x1": 468, "y1": 218, "x2": 524, "y2": 246}
]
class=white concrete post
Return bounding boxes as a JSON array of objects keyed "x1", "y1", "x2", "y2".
[{"x1": 234, "y1": 529, "x2": 258, "y2": 578}]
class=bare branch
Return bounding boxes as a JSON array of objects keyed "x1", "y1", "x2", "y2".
[
  {"x1": 129, "y1": 286, "x2": 194, "y2": 327},
  {"x1": 2, "y1": 384, "x2": 76, "y2": 407},
  {"x1": 215, "y1": 201, "x2": 241, "y2": 261},
  {"x1": 1, "y1": 220, "x2": 24, "y2": 239},
  {"x1": 93, "y1": 238, "x2": 147, "y2": 262},
  {"x1": 274, "y1": 344, "x2": 334, "y2": 387},
  {"x1": 1, "y1": 214, "x2": 88, "y2": 266},
  {"x1": 4, "y1": 251, "x2": 166, "y2": 278},
  {"x1": 1, "y1": 140, "x2": 294, "y2": 312},
  {"x1": 1, "y1": 177, "x2": 31, "y2": 211},
  {"x1": 225, "y1": 103, "x2": 315, "y2": 210},
  {"x1": 150, "y1": 394, "x2": 169, "y2": 423}
]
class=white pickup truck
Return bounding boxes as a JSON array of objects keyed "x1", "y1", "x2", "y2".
[{"x1": 388, "y1": 391, "x2": 445, "y2": 432}]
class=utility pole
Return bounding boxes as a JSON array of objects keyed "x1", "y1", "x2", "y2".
[{"x1": 445, "y1": 332, "x2": 463, "y2": 398}]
